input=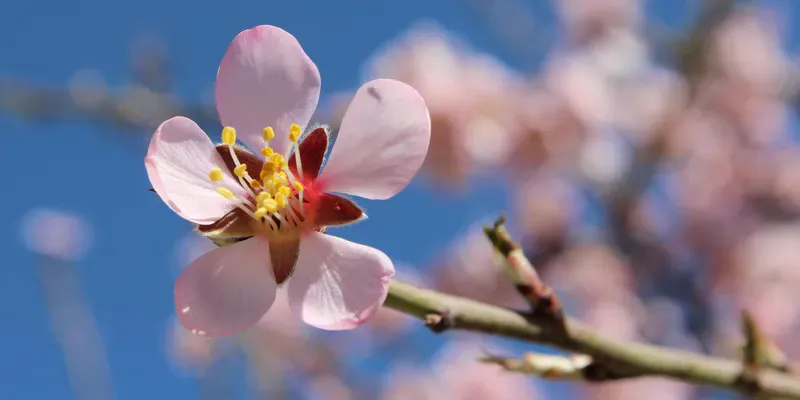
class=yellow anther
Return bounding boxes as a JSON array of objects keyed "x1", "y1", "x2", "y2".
[
  {"x1": 249, "y1": 179, "x2": 262, "y2": 189},
  {"x1": 221, "y1": 126, "x2": 237, "y2": 145},
  {"x1": 279, "y1": 171, "x2": 288, "y2": 180},
  {"x1": 215, "y1": 187, "x2": 234, "y2": 199},
  {"x1": 278, "y1": 186, "x2": 292, "y2": 197},
  {"x1": 289, "y1": 124, "x2": 302, "y2": 142},
  {"x1": 233, "y1": 164, "x2": 248, "y2": 178},
  {"x1": 270, "y1": 153, "x2": 286, "y2": 168},
  {"x1": 262, "y1": 176, "x2": 276, "y2": 190},
  {"x1": 263, "y1": 127, "x2": 275, "y2": 142},
  {"x1": 261, "y1": 147, "x2": 274, "y2": 158},
  {"x1": 208, "y1": 168, "x2": 223, "y2": 182},
  {"x1": 262, "y1": 198, "x2": 278, "y2": 213},
  {"x1": 293, "y1": 181, "x2": 305, "y2": 192},
  {"x1": 275, "y1": 192, "x2": 287, "y2": 209},
  {"x1": 253, "y1": 208, "x2": 268, "y2": 220},
  {"x1": 256, "y1": 191, "x2": 271, "y2": 204},
  {"x1": 261, "y1": 163, "x2": 276, "y2": 175}
]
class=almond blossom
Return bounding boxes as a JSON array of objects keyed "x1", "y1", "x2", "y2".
[{"x1": 145, "y1": 25, "x2": 431, "y2": 337}]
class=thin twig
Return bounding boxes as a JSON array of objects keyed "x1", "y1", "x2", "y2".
[{"x1": 483, "y1": 215, "x2": 565, "y2": 328}]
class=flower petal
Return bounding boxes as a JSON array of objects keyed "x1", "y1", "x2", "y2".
[
  {"x1": 288, "y1": 127, "x2": 329, "y2": 182},
  {"x1": 216, "y1": 25, "x2": 321, "y2": 156},
  {"x1": 288, "y1": 232, "x2": 394, "y2": 330},
  {"x1": 175, "y1": 237, "x2": 277, "y2": 337},
  {"x1": 269, "y1": 233, "x2": 301, "y2": 285},
  {"x1": 309, "y1": 193, "x2": 364, "y2": 227},
  {"x1": 217, "y1": 144, "x2": 264, "y2": 182},
  {"x1": 316, "y1": 79, "x2": 431, "y2": 199},
  {"x1": 195, "y1": 208, "x2": 256, "y2": 246},
  {"x1": 145, "y1": 116, "x2": 247, "y2": 225}
]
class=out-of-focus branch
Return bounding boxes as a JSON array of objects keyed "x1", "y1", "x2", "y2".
[
  {"x1": 0, "y1": 77, "x2": 217, "y2": 131},
  {"x1": 383, "y1": 277, "x2": 800, "y2": 399},
  {"x1": 383, "y1": 216, "x2": 800, "y2": 399},
  {"x1": 35, "y1": 257, "x2": 115, "y2": 400}
]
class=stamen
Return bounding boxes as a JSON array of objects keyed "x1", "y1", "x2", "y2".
[
  {"x1": 293, "y1": 181, "x2": 306, "y2": 216},
  {"x1": 216, "y1": 187, "x2": 234, "y2": 199},
  {"x1": 284, "y1": 201, "x2": 302, "y2": 226},
  {"x1": 298, "y1": 191, "x2": 306, "y2": 216},
  {"x1": 256, "y1": 192, "x2": 271, "y2": 205},
  {"x1": 233, "y1": 164, "x2": 248, "y2": 178},
  {"x1": 263, "y1": 127, "x2": 275, "y2": 143},
  {"x1": 214, "y1": 187, "x2": 258, "y2": 218},
  {"x1": 280, "y1": 166, "x2": 299, "y2": 187},
  {"x1": 260, "y1": 168, "x2": 273, "y2": 183},
  {"x1": 276, "y1": 172, "x2": 289, "y2": 187},
  {"x1": 211, "y1": 123, "x2": 315, "y2": 233},
  {"x1": 289, "y1": 124, "x2": 302, "y2": 142},
  {"x1": 263, "y1": 215, "x2": 279, "y2": 231},
  {"x1": 225, "y1": 144, "x2": 256, "y2": 198},
  {"x1": 253, "y1": 208, "x2": 268, "y2": 220},
  {"x1": 271, "y1": 211, "x2": 288, "y2": 230},
  {"x1": 293, "y1": 143, "x2": 304, "y2": 181},
  {"x1": 262, "y1": 198, "x2": 278, "y2": 212},
  {"x1": 275, "y1": 192, "x2": 287, "y2": 209},
  {"x1": 209, "y1": 168, "x2": 223, "y2": 182},
  {"x1": 221, "y1": 126, "x2": 236, "y2": 145},
  {"x1": 270, "y1": 153, "x2": 287, "y2": 169},
  {"x1": 289, "y1": 124, "x2": 305, "y2": 181},
  {"x1": 230, "y1": 201, "x2": 257, "y2": 219}
]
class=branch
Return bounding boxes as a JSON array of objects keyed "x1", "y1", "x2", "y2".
[
  {"x1": 383, "y1": 279, "x2": 800, "y2": 398},
  {"x1": 483, "y1": 215, "x2": 565, "y2": 328},
  {"x1": 0, "y1": 77, "x2": 217, "y2": 131}
]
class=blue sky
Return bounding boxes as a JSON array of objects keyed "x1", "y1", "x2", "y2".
[{"x1": 1, "y1": 0, "x2": 800, "y2": 399}]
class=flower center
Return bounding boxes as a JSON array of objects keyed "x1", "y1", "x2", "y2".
[{"x1": 208, "y1": 124, "x2": 309, "y2": 234}]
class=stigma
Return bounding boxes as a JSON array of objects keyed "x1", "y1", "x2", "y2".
[{"x1": 208, "y1": 124, "x2": 309, "y2": 234}]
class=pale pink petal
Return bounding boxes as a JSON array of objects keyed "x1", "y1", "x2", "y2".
[
  {"x1": 216, "y1": 25, "x2": 321, "y2": 156},
  {"x1": 145, "y1": 117, "x2": 247, "y2": 225},
  {"x1": 317, "y1": 79, "x2": 431, "y2": 200},
  {"x1": 175, "y1": 237, "x2": 277, "y2": 337},
  {"x1": 288, "y1": 232, "x2": 394, "y2": 330}
]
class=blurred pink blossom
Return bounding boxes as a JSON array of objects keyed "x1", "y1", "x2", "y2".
[
  {"x1": 362, "y1": 22, "x2": 527, "y2": 185},
  {"x1": 732, "y1": 224, "x2": 800, "y2": 344},
  {"x1": 711, "y1": 9, "x2": 786, "y2": 94},
  {"x1": 514, "y1": 171, "x2": 576, "y2": 244},
  {"x1": 166, "y1": 317, "x2": 218, "y2": 374},
  {"x1": 21, "y1": 208, "x2": 94, "y2": 262},
  {"x1": 432, "y1": 220, "x2": 524, "y2": 308},
  {"x1": 584, "y1": 377, "x2": 692, "y2": 400},
  {"x1": 381, "y1": 340, "x2": 542, "y2": 400},
  {"x1": 308, "y1": 374, "x2": 354, "y2": 400},
  {"x1": 555, "y1": 0, "x2": 642, "y2": 42}
]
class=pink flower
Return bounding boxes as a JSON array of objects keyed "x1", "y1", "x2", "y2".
[{"x1": 145, "y1": 25, "x2": 431, "y2": 337}]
